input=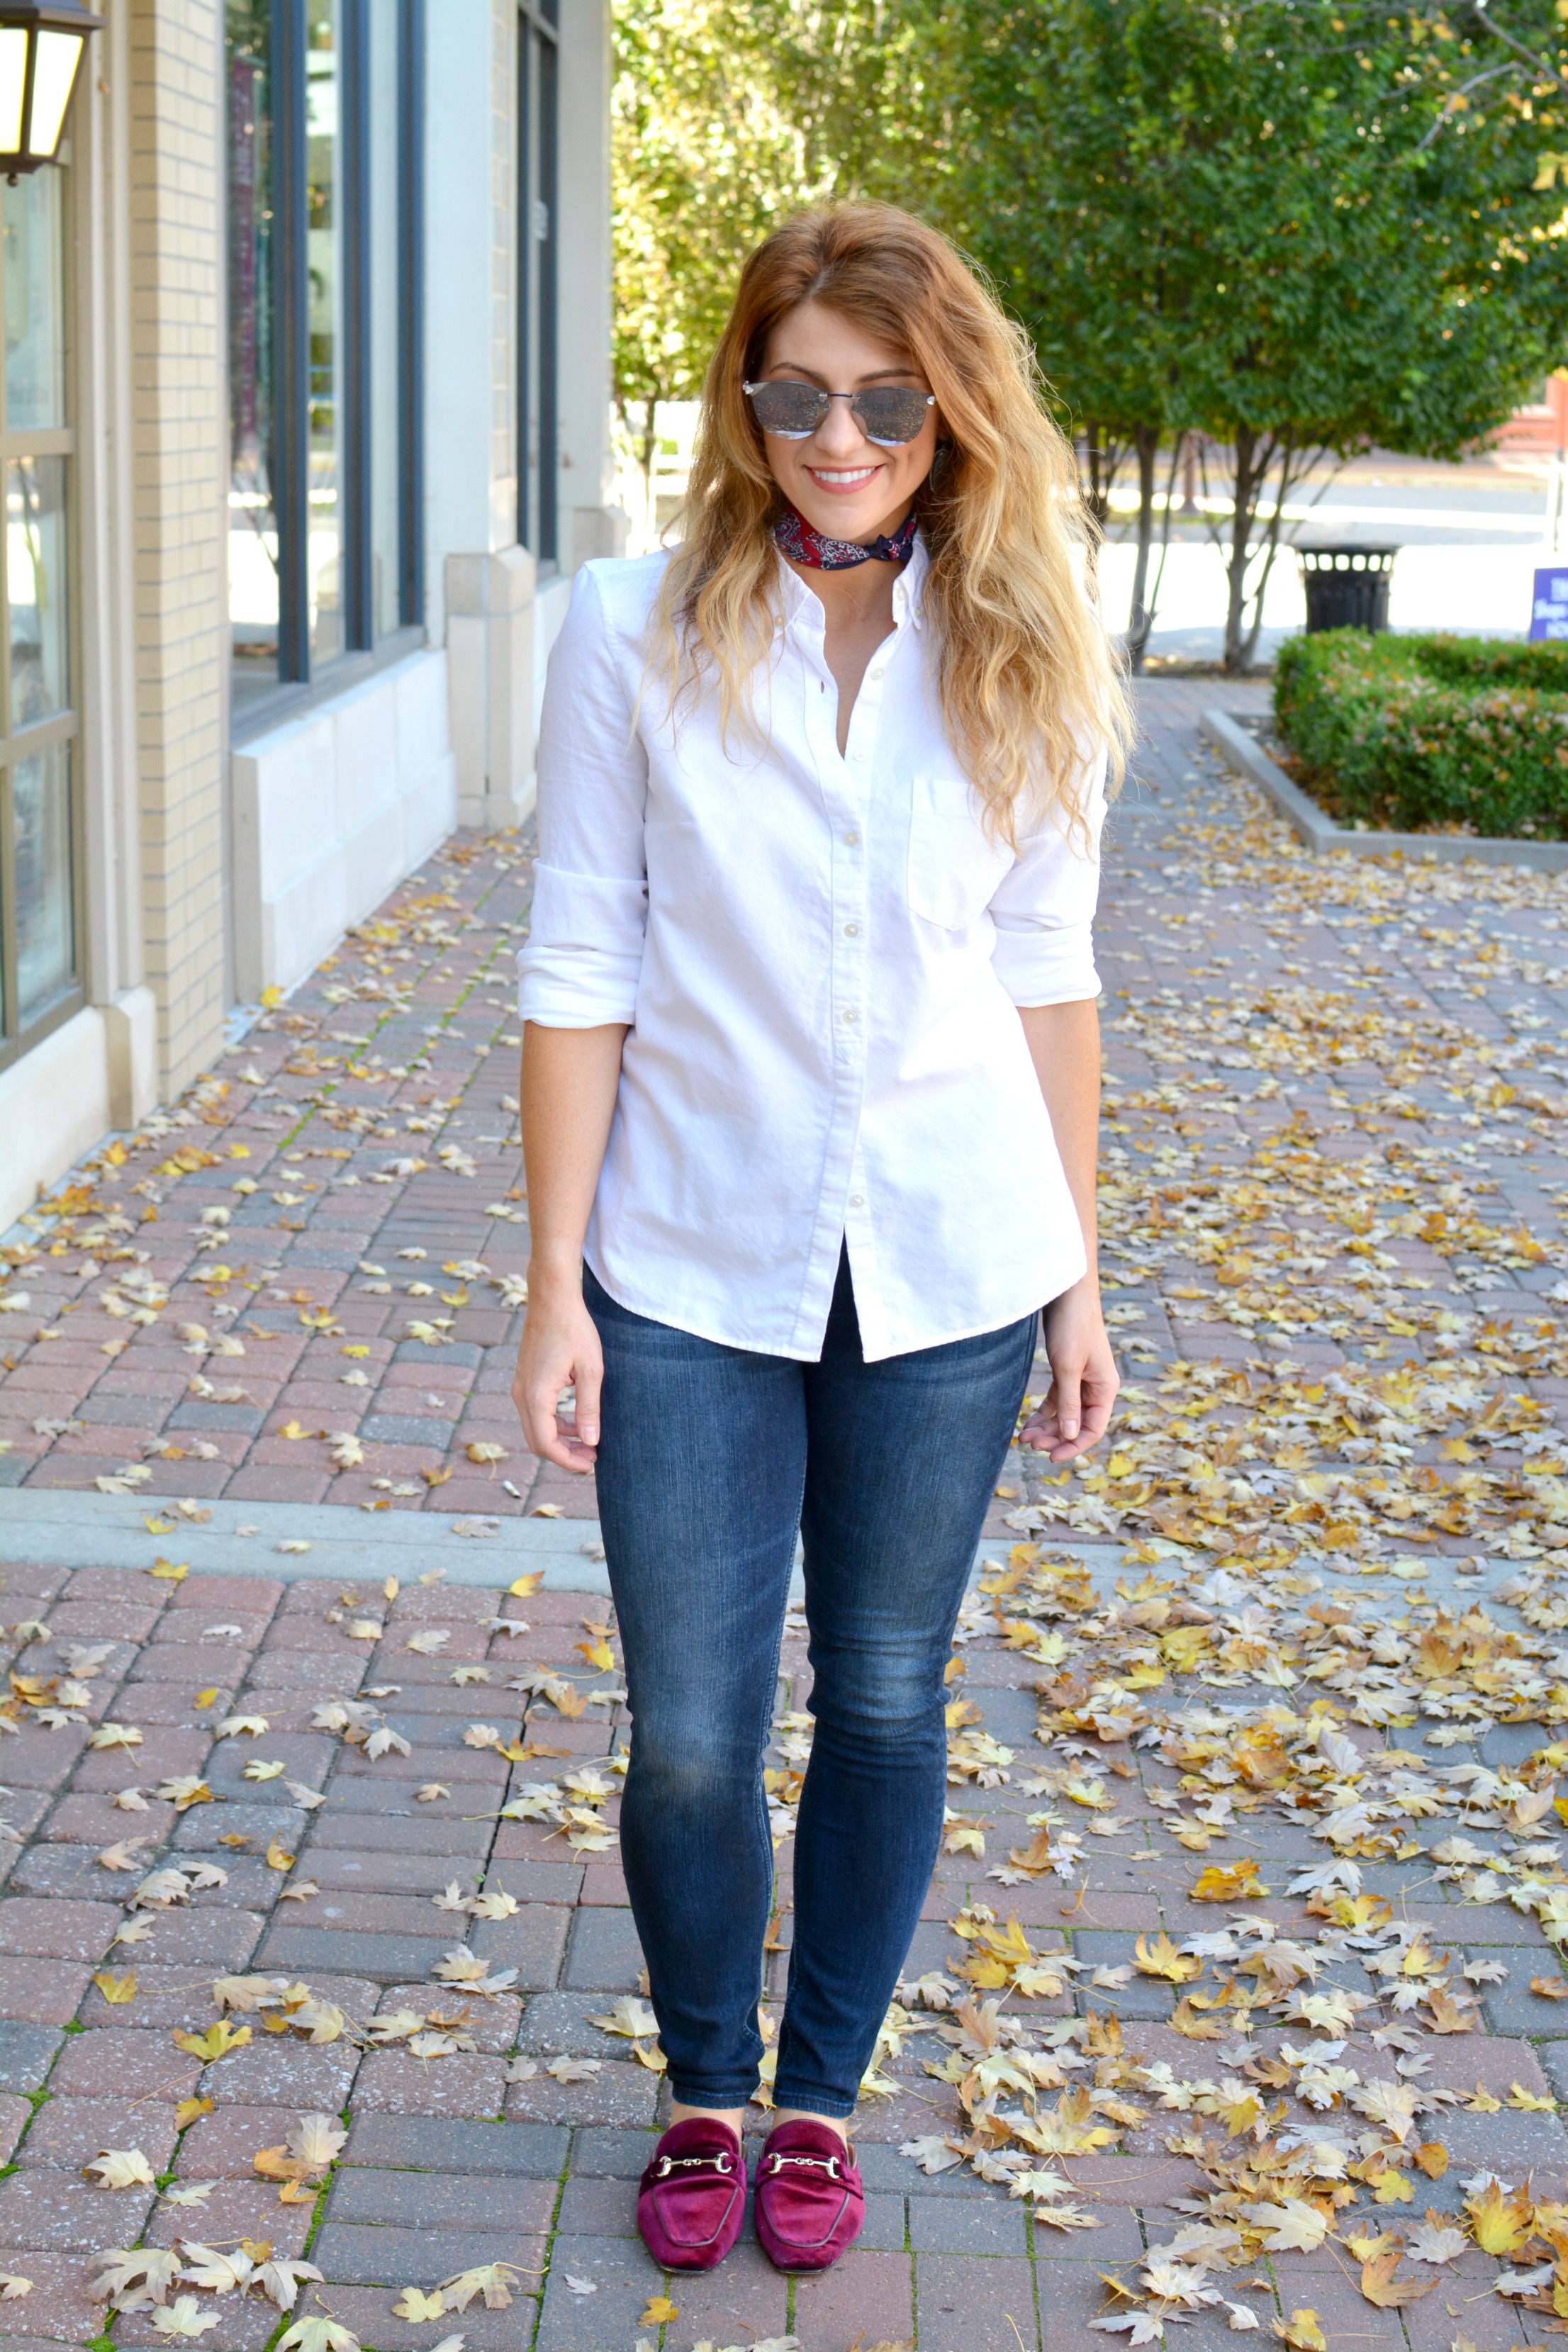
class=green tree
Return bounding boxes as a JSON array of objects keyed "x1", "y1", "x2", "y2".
[
  {"x1": 945, "y1": 1, "x2": 1568, "y2": 670},
  {"x1": 612, "y1": 0, "x2": 828, "y2": 537}
]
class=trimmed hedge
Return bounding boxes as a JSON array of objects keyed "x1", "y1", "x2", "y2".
[{"x1": 1272, "y1": 629, "x2": 1568, "y2": 840}]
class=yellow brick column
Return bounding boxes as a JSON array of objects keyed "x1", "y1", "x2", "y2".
[{"x1": 127, "y1": 0, "x2": 229, "y2": 1099}]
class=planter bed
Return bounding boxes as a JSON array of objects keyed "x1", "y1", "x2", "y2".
[
  {"x1": 1272, "y1": 629, "x2": 1568, "y2": 840},
  {"x1": 1198, "y1": 629, "x2": 1568, "y2": 874}
]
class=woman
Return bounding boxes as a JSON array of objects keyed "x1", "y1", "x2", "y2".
[{"x1": 512, "y1": 202, "x2": 1126, "y2": 2276}]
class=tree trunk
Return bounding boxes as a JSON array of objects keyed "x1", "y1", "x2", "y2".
[
  {"x1": 1082, "y1": 420, "x2": 1109, "y2": 533},
  {"x1": 639, "y1": 397, "x2": 659, "y2": 544},
  {"x1": 1125, "y1": 426, "x2": 1161, "y2": 673},
  {"x1": 1222, "y1": 427, "x2": 1262, "y2": 674}
]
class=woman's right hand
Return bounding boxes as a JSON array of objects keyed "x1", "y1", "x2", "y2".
[{"x1": 512, "y1": 1272, "x2": 604, "y2": 1472}]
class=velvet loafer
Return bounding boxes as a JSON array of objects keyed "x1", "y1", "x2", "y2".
[
  {"x1": 754, "y1": 2117, "x2": 863, "y2": 2271},
  {"x1": 636, "y1": 2116, "x2": 746, "y2": 2270}
]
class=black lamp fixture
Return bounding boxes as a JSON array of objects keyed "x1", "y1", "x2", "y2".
[{"x1": 0, "y1": 0, "x2": 101, "y2": 184}]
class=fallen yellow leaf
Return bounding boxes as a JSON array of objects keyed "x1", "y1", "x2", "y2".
[
  {"x1": 173, "y1": 2021, "x2": 251, "y2": 2061},
  {"x1": 1191, "y1": 1861, "x2": 1269, "y2": 1903},
  {"x1": 1133, "y1": 1930, "x2": 1202, "y2": 1983}
]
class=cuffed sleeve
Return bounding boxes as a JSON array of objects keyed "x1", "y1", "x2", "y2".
[
  {"x1": 516, "y1": 562, "x2": 651, "y2": 1028},
  {"x1": 987, "y1": 752, "x2": 1106, "y2": 1007}
]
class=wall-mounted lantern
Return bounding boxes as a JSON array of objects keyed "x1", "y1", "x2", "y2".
[{"x1": 0, "y1": 1, "x2": 101, "y2": 183}]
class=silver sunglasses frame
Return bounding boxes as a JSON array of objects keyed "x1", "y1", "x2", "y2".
[{"x1": 742, "y1": 381, "x2": 936, "y2": 448}]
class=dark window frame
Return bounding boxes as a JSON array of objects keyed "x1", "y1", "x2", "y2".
[
  {"x1": 0, "y1": 160, "x2": 85, "y2": 1078},
  {"x1": 517, "y1": 0, "x2": 559, "y2": 566},
  {"x1": 229, "y1": 0, "x2": 425, "y2": 729}
]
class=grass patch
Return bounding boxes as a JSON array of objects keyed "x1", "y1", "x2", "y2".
[{"x1": 1272, "y1": 629, "x2": 1568, "y2": 839}]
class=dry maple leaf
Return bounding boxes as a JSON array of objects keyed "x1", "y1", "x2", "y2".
[
  {"x1": 392, "y1": 2287, "x2": 447, "y2": 2322},
  {"x1": 173, "y1": 2020, "x2": 251, "y2": 2061},
  {"x1": 545, "y1": 2055, "x2": 603, "y2": 2082},
  {"x1": 1465, "y1": 2177, "x2": 1535, "y2": 2254},
  {"x1": 211, "y1": 1973, "x2": 289, "y2": 2012},
  {"x1": 96, "y1": 1837, "x2": 150, "y2": 1871},
  {"x1": 1133, "y1": 1930, "x2": 1203, "y2": 1983},
  {"x1": 85, "y1": 2148, "x2": 157, "y2": 2190},
  {"x1": 1423, "y1": 1985, "x2": 1479, "y2": 2034},
  {"x1": 1011, "y1": 2087, "x2": 1118, "y2": 2156},
  {"x1": 1406, "y1": 2210, "x2": 1467, "y2": 2263},
  {"x1": 1241, "y1": 2199, "x2": 1331, "y2": 2253},
  {"x1": 256, "y1": 2257, "x2": 324, "y2": 2311},
  {"x1": 1191, "y1": 1861, "x2": 1269, "y2": 1903},
  {"x1": 274, "y1": 2319, "x2": 361, "y2": 2352},
  {"x1": 1360, "y1": 2249, "x2": 1438, "y2": 2308},
  {"x1": 363, "y1": 1725, "x2": 411, "y2": 1760},
  {"x1": 177, "y1": 2245, "x2": 254, "y2": 2293},
  {"x1": 1270, "y1": 2314, "x2": 1326, "y2": 2352},
  {"x1": 91, "y1": 2246, "x2": 182, "y2": 2307},
  {"x1": 439, "y1": 2260, "x2": 525, "y2": 2310},
  {"x1": 589, "y1": 1996, "x2": 659, "y2": 2039},
  {"x1": 287, "y1": 2114, "x2": 348, "y2": 2171},
  {"x1": 150, "y1": 2294, "x2": 222, "y2": 2338}
]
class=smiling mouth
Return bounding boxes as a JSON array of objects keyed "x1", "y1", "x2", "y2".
[{"x1": 805, "y1": 464, "x2": 882, "y2": 491}]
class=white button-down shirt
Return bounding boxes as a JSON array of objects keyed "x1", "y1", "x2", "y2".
[{"x1": 517, "y1": 539, "x2": 1104, "y2": 1362}]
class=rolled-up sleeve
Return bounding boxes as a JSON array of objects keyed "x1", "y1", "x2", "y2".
[
  {"x1": 517, "y1": 564, "x2": 650, "y2": 1028},
  {"x1": 986, "y1": 752, "x2": 1106, "y2": 1007}
]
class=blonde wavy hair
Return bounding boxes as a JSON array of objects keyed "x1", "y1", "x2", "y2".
[{"x1": 649, "y1": 202, "x2": 1130, "y2": 841}]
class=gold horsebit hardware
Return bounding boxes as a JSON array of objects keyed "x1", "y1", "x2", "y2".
[
  {"x1": 763, "y1": 2151, "x2": 841, "y2": 2177},
  {"x1": 654, "y1": 2151, "x2": 734, "y2": 2176}
]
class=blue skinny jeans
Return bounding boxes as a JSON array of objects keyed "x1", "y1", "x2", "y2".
[{"x1": 584, "y1": 1249, "x2": 1038, "y2": 2119}]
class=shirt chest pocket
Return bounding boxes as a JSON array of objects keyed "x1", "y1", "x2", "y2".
[{"x1": 906, "y1": 772, "x2": 1014, "y2": 931}]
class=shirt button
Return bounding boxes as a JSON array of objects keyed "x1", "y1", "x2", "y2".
[
  {"x1": 841, "y1": 1009, "x2": 858, "y2": 1024},
  {"x1": 850, "y1": 1194, "x2": 865, "y2": 1206},
  {"x1": 844, "y1": 830, "x2": 860, "y2": 847},
  {"x1": 844, "y1": 922, "x2": 860, "y2": 938}
]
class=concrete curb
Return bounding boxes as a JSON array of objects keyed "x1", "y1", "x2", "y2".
[
  {"x1": 1, "y1": 1489, "x2": 615, "y2": 1591},
  {"x1": 1200, "y1": 707, "x2": 1568, "y2": 874},
  {"x1": 0, "y1": 1487, "x2": 1035, "y2": 1597}
]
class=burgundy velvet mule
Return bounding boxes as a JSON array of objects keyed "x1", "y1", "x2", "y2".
[
  {"x1": 754, "y1": 2117, "x2": 863, "y2": 2270},
  {"x1": 636, "y1": 2117, "x2": 746, "y2": 2270}
]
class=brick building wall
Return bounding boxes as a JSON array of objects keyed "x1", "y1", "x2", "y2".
[{"x1": 125, "y1": 0, "x2": 229, "y2": 1097}]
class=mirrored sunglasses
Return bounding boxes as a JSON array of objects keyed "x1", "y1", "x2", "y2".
[{"x1": 743, "y1": 380, "x2": 936, "y2": 447}]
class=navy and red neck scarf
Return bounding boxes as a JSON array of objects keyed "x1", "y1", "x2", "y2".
[{"x1": 771, "y1": 502, "x2": 919, "y2": 570}]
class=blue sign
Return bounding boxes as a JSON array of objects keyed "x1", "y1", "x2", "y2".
[{"x1": 1533, "y1": 566, "x2": 1568, "y2": 641}]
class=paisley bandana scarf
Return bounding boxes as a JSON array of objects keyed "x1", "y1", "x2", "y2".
[{"x1": 772, "y1": 502, "x2": 919, "y2": 570}]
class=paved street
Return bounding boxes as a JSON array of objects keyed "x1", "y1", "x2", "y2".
[{"x1": 3, "y1": 681, "x2": 1568, "y2": 2351}]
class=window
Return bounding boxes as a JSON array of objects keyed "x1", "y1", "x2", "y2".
[
  {"x1": 226, "y1": 0, "x2": 424, "y2": 713},
  {"x1": 0, "y1": 164, "x2": 80, "y2": 1071},
  {"x1": 517, "y1": 0, "x2": 558, "y2": 564}
]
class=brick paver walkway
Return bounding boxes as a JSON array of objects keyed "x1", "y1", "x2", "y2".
[{"x1": 1, "y1": 682, "x2": 1568, "y2": 2351}]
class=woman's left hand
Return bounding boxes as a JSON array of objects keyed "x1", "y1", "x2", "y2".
[{"x1": 1019, "y1": 1277, "x2": 1119, "y2": 1464}]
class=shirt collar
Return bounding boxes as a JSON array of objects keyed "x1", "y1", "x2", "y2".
[{"x1": 775, "y1": 526, "x2": 929, "y2": 634}]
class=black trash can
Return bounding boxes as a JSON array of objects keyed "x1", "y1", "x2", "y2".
[{"x1": 1297, "y1": 544, "x2": 1398, "y2": 634}]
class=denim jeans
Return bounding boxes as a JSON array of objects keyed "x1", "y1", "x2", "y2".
[{"x1": 584, "y1": 1248, "x2": 1038, "y2": 2119}]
